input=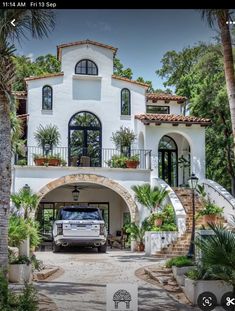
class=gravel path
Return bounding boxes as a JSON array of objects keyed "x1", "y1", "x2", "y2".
[{"x1": 35, "y1": 248, "x2": 199, "y2": 311}]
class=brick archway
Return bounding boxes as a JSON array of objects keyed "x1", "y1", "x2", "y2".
[{"x1": 37, "y1": 174, "x2": 138, "y2": 222}]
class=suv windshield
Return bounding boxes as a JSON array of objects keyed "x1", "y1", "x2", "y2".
[{"x1": 59, "y1": 208, "x2": 102, "y2": 221}]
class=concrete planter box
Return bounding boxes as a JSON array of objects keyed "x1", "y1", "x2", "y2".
[
  {"x1": 8, "y1": 264, "x2": 32, "y2": 284},
  {"x1": 172, "y1": 266, "x2": 195, "y2": 286},
  {"x1": 183, "y1": 277, "x2": 232, "y2": 305}
]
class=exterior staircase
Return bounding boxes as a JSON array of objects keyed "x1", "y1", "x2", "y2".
[{"x1": 154, "y1": 188, "x2": 206, "y2": 258}]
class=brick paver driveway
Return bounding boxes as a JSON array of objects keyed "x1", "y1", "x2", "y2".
[{"x1": 35, "y1": 248, "x2": 199, "y2": 311}]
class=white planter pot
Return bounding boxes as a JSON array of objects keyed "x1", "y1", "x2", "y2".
[
  {"x1": 183, "y1": 277, "x2": 232, "y2": 305},
  {"x1": 8, "y1": 264, "x2": 32, "y2": 284},
  {"x1": 172, "y1": 266, "x2": 194, "y2": 286}
]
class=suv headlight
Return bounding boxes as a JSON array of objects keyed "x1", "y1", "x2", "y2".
[{"x1": 57, "y1": 224, "x2": 63, "y2": 235}]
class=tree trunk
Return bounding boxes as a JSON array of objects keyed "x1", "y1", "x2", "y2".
[
  {"x1": 0, "y1": 94, "x2": 11, "y2": 270},
  {"x1": 218, "y1": 14, "x2": 235, "y2": 157},
  {"x1": 231, "y1": 176, "x2": 235, "y2": 197}
]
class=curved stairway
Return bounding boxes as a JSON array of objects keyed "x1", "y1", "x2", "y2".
[{"x1": 154, "y1": 188, "x2": 212, "y2": 258}]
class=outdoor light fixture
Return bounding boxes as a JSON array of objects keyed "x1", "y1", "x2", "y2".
[
  {"x1": 23, "y1": 184, "x2": 30, "y2": 192},
  {"x1": 187, "y1": 173, "x2": 199, "y2": 258},
  {"x1": 72, "y1": 186, "x2": 80, "y2": 201}
]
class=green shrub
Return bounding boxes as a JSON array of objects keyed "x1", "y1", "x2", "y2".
[
  {"x1": 106, "y1": 155, "x2": 128, "y2": 168},
  {"x1": 197, "y1": 200, "x2": 223, "y2": 217},
  {"x1": 0, "y1": 271, "x2": 38, "y2": 310},
  {"x1": 186, "y1": 266, "x2": 217, "y2": 281},
  {"x1": 8, "y1": 216, "x2": 41, "y2": 248},
  {"x1": 165, "y1": 256, "x2": 194, "y2": 268},
  {"x1": 17, "y1": 283, "x2": 38, "y2": 311},
  {"x1": 16, "y1": 159, "x2": 27, "y2": 166},
  {"x1": 10, "y1": 255, "x2": 31, "y2": 265}
]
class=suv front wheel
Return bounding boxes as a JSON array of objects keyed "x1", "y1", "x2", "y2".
[{"x1": 98, "y1": 244, "x2": 107, "y2": 253}]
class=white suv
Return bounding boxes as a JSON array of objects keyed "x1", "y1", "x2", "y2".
[{"x1": 52, "y1": 206, "x2": 107, "y2": 253}]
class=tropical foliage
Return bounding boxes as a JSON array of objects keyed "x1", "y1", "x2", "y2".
[
  {"x1": 34, "y1": 124, "x2": 61, "y2": 150},
  {"x1": 0, "y1": 8, "x2": 55, "y2": 269},
  {"x1": 157, "y1": 42, "x2": 235, "y2": 194},
  {"x1": 166, "y1": 256, "x2": 194, "y2": 268},
  {"x1": 111, "y1": 126, "x2": 136, "y2": 150},
  {"x1": 125, "y1": 221, "x2": 148, "y2": 244},
  {"x1": 194, "y1": 223, "x2": 235, "y2": 292},
  {"x1": 131, "y1": 183, "x2": 168, "y2": 213},
  {"x1": 8, "y1": 216, "x2": 41, "y2": 248},
  {"x1": 13, "y1": 54, "x2": 61, "y2": 91},
  {"x1": 11, "y1": 187, "x2": 39, "y2": 219},
  {"x1": 0, "y1": 271, "x2": 38, "y2": 311}
]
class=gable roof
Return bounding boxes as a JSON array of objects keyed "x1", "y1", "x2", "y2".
[
  {"x1": 135, "y1": 113, "x2": 211, "y2": 126},
  {"x1": 57, "y1": 39, "x2": 118, "y2": 61},
  {"x1": 147, "y1": 93, "x2": 187, "y2": 103},
  {"x1": 112, "y1": 75, "x2": 149, "y2": 88}
]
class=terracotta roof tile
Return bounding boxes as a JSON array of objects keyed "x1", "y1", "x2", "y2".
[
  {"x1": 112, "y1": 75, "x2": 149, "y2": 88},
  {"x1": 17, "y1": 114, "x2": 29, "y2": 120},
  {"x1": 12, "y1": 91, "x2": 27, "y2": 99},
  {"x1": 57, "y1": 39, "x2": 118, "y2": 61},
  {"x1": 25, "y1": 72, "x2": 64, "y2": 82},
  {"x1": 135, "y1": 113, "x2": 211, "y2": 125},
  {"x1": 147, "y1": 93, "x2": 187, "y2": 102}
]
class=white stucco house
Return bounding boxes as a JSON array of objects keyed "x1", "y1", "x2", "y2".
[{"x1": 13, "y1": 39, "x2": 235, "y2": 252}]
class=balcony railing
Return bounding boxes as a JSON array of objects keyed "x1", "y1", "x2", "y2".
[{"x1": 15, "y1": 146, "x2": 152, "y2": 170}]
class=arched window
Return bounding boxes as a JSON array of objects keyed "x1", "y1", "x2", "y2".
[
  {"x1": 75, "y1": 59, "x2": 98, "y2": 75},
  {"x1": 42, "y1": 85, "x2": 53, "y2": 110},
  {"x1": 121, "y1": 88, "x2": 131, "y2": 116},
  {"x1": 68, "y1": 111, "x2": 102, "y2": 167}
]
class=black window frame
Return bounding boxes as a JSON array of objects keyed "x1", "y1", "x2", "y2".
[
  {"x1": 42, "y1": 85, "x2": 53, "y2": 111},
  {"x1": 121, "y1": 88, "x2": 131, "y2": 116},
  {"x1": 75, "y1": 59, "x2": 98, "y2": 76},
  {"x1": 146, "y1": 105, "x2": 170, "y2": 114}
]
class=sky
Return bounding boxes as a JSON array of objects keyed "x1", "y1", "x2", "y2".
[{"x1": 15, "y1": 9, "x2": 216, "y2": 90}]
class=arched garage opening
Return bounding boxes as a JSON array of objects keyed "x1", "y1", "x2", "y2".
[{"x1": 35, "y1": 174, "x2": 138, "y2": 244}]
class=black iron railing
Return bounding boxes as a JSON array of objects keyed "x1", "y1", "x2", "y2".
[{"x1": 15, "y1": 146, "x2": 152, "y2": 170}]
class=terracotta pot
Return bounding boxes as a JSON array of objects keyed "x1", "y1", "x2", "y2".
[
  {"x1": 48, "y1": 158, "x2": 61, "y2": 166},
  {"x1": 136, "y1": 242, "x2": 145, "y2": 252},
  {"x1": 154, "y1": 218, "x2": 163, "y2": 226},
  {"x1": 126, "y1": 160, "x2": 139, "y2": 169},
  {"x1": 202, "y1": 214, "x2": 218, "y2": 225},
  {"x1": 34, "y1": 158, "x2": 46, "y2": 166}
]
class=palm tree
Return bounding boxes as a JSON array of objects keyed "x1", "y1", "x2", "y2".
[
  {"x1": 131, "y1": 184, "x2": 169, "y2": 213},
  {"x1": 0, "y1": 9, "x2": 55, "y2": 270},
  {"x1": 11, "y1": 187, "x2": 39, "y2": 220},
  {"x1": 196, "y1": 223, "x2": 235, "y2": 295},
  {"x1": 200, "y1": 10, "x2": 235, "y2": 156}
]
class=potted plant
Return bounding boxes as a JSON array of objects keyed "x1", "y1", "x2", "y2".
[
  {"x1": 8, "y1": 255, "x2": 32, "y2": 283},
  {"x1": 126, "y1": 154, "x2": 140, "y2": 169},
  {"x1": 111, "y1": 126, "x2": 136, "y2": 156},
  {"x1": 33, "y1": 124, "x2": 61, "y2": 166},
  {"x1": 106, "y1": 154, "x2": 128, "y2": 168},
  {"x1": 131, "y1": 184, "x2": 169, "y2": 213},
  {"x1": 183, "y1": 224, "x2": 235, "y2": 305},
  {"x1": 197, "y1": 200, "x2": 223, "y2": 225},
  {"x1": 125, "y1": 222, "x2": 147, "y2": 252},
  {"x1": 153, "y1": 211, "x2": 164, "y2": 226}
]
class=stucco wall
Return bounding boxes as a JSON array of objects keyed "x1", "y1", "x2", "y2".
[
  {"x1": 146, "y1": 99, "x2": 182, "y2": 115},
  {"x1": 26, "y1": 44, "x2": 146, "y2": 149},
  {"x1": 145, "y1": 124, "x2": 206, "y2": 179}
]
